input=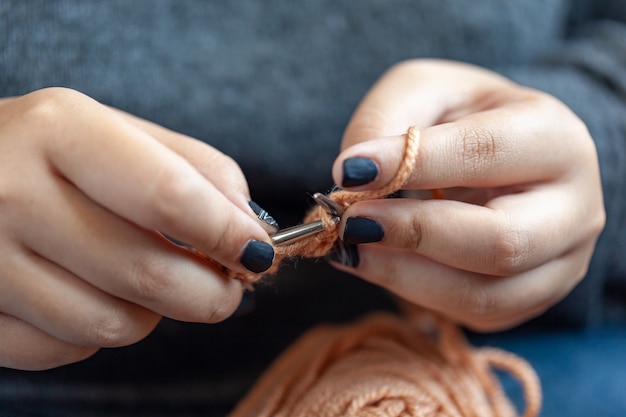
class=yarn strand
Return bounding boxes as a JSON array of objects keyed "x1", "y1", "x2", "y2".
[
  {"x1": 229, "y1": 310, "x2": 541, "y2": 417},
  {"x1": 220, "y1": 126, "x2": 541, "y2": 417},
  {"x1": 225, "y1": 126, "x2": 421, "y2": 282}
]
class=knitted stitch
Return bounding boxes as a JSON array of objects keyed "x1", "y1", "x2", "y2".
[{"x1": 221, "y1": 126, "x2": 421, "y2": 282}]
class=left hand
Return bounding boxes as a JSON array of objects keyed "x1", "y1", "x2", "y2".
[{"x1": 329, "y1": 60, "x2": 605, "y2": 331}]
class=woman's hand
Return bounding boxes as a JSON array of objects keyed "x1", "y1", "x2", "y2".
[
  {"x1": 330, "y1": 60, "x2": 605, "y2": 331},
  {"x1": 0, "y1": 88, "x2": 275, "y2": 370}
]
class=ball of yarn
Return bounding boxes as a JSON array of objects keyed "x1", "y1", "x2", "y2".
[{"x1": 229, "y1": 311, "x2": 541, "y2": 417}]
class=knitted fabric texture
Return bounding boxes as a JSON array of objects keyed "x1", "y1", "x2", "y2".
[{"x1": 229, "y1": 310, "x2": 541, "y2": 417}]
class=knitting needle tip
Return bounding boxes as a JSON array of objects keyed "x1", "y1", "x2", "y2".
[
  {"x1": 312, "y1": 192, "x2": 344, "y2": 220},
  {"x1": 269, "y1": 191, "x2": 344, "y2": 246}
]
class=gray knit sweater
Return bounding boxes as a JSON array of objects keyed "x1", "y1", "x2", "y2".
[{"x1": 1, "y1": 1, "x2": 625, "y2": 415}]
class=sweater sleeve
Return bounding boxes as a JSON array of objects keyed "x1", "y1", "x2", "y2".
[{"x1": 497, "y1": 1, "x2": 626, "y2": 327}]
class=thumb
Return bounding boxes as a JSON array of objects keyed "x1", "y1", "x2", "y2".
[{"x1": 341, "y1": 59, "x2": 514, "y2": 151}]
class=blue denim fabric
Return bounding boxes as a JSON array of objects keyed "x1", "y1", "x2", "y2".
[
  {"x1": 473, "y1": 327, "x2": 626, "y2": 417},
  {"x1": 2, "y1": 327, "x2": 625, "y2": 416}
]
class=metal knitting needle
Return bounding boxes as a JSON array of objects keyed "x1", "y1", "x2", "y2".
[
  {"x1": 270, "y1": 193, "x2": 344, "y2": 246},
  {"x1": 312, "y1": 192, "x2": 344, "y2": 220},
  {"x1": 270, "y1": 220, "x2": 325, "y2": 246}
]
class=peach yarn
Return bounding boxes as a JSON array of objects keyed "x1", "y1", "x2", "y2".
[
  {"x1": 207, "y1": 126, "x2": 541, "y2": 417},
  {"x1": 229, "y1": 309, "x2": 541, "y2": 417},
  {"x1": 227, "y1": 125, "x2": 421, "y2": 283}
]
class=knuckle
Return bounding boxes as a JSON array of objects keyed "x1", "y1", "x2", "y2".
[
  {"x1": 407, "y1": 211, "x2": 424, "y2": 249},
  {"x1": 457, "y1": 124, "x2": 498, "y2": 179},
  {"x1": 148, "y1": 170, "x2": 231, "y2": 260},
  {"x1": 592, "y1": 207, "x2": 607, "y2": 237},
  {"x1": 392, "y1": 211, "x2": 423, "y2": 249},
  {"x1": 383, "y1": 213, "x2": 420, "y2": 249},
  {"x1": 0, "y1": 88, "x2": 87, "y2": 211},
  {"x1": 85, "y1": 308, "x2": 134, "y2": 347},
  {"x1": 128, "y1": 251, "x2": 242, "y2": 324},
  {"x1": 17, "y1": 87, "x2": 84, "y2": 129},
  {"x1": 149, "y1": 167, "x2": 200, "y2": 226},
  {"x1": 130, "y1": 252, "x2": 176, "y2": 301},
  {"x1": 456, "y1": 280, "x2": 502, "y2": 320},
  {"x1": 491, "y1": 222, "x2": 530, "y2": 275},
  {"x1": 201, "y1": 153, "x2": 249, "y2": 195},
  {"x1": 206, "y1": 151, "x2": 240, "y2": 175},
  {"x1": 563, "y1": 110, "x2": 590, "y2": 141}
]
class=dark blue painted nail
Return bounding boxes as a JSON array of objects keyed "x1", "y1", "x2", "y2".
[
  {"x1": 249, "y1": 201, "x2": 280, "y2": 230},
  {"x1": 240, "y1": 240, "x2": 275, "y2": 273},
  {"x1": 326, "y1": 242, "x2": 360, "y2": 268},
  {"x1": 343, "y1": 217, "x2": 384, "y2": 245},
  {"x1": 342, "y1": 157, "x2": 379, "y2": 187}
]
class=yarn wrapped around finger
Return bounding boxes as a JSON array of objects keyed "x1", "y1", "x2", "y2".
[
  {"x1": 222, "y1": 125, "x2": 541, "y2": 417},
  {"x1": 228, "y1": 125, "x2": 421, "y2": 282}
]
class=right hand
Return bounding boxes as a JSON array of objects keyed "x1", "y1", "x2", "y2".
[
  {"x1": 329, "y1": 60, "x2": 605, "y2": 331},
  {"x1": 0, "y1": 88, "x2": 275, "y2": 370}
]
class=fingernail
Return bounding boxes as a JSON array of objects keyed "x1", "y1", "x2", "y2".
[
  {"x1": 326, "y1": 242, "x2": 360, "y2": 268},
  {"x1": 160, "y1": 233, "x2": 194, "y2": 249},
  {"x1": 342, "y1": 157, "x2": 379, "y2": 187},
  {"x1": 343, "y1": 217, "x2": 384, "y2": 245},
  {"x1": 248, "y1": 201, "x2": 280, "y2": 231},
  {"x1": 240, "y1": 240, "x2": 275, "y2": 273}
]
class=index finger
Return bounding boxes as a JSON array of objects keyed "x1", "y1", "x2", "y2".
[
  {"x1": 11, "y1": 88, "x2": 273, "y2": 274},
  {"x1": 334, "y1": 95, "x2": 590, "y2": 192},
  {"x1": 341, "y1": 59, "x2": 516, "y2": 149}
]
